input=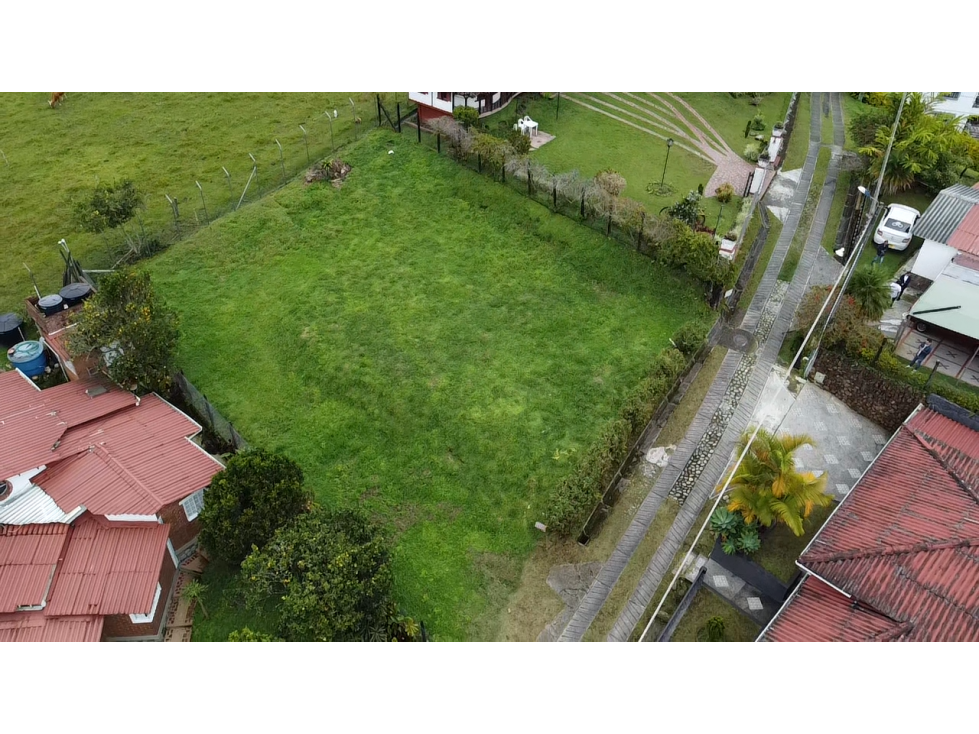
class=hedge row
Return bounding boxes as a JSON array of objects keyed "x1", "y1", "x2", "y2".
[
  {"x1": 859, "y1": 344, "x2": 979, "y2": 415},
  {"x1": 543, "y1": 322, "x2": 708, "y2": 536}
]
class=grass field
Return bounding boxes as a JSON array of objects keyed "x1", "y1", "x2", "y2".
[
  {"x1": 781, "y1": 93, "x2": 811, "y2": 172},
  {"x1": 669, "y1": 587, "x2": 760, "y2": 642},
  {"x1": 0, "y1": 92, "x2": 398, "y2": 315},
  {"x1": 148, "y1": 132, "x2": 711, "y2": 640},
  {"x1": 676, "y1": 93, "x2": 792, "y2": 156}
]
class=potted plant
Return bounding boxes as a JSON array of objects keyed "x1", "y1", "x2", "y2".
[{"x1": 772, "y1": 121, "x2": 784, "y2": 138}]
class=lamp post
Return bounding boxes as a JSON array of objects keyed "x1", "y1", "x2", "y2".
[{"x1": 660, "y1": 138, "x2": 674, "y2": 187}]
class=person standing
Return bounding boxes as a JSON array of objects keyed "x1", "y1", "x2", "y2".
[
  {"x1": 896, "y1": 271, "x2": 911, "y2": 299},
  {"x1": 873, "y1": 240, "x2": 889, "y2": 265},
  {"x1": 909, "y1": 339, "x2": 933, "y2": 369},
  {"x1": 889, "y1": 280, "x2": 902, "y2": 304}
]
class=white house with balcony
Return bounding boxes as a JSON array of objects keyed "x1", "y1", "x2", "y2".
[
  {"x1": 927, "y1": 92, "x2": 979, "y2": 129},
  {"x1": 409, "y1": 93, "x2": 521, "y2": 125}
]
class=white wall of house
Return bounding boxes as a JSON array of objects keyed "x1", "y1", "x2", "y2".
[
  {"x1": 408, "y1": 93, "x2": 453, "y2": 114},
  {"x1": 928, "y1": 93, "x2": 979, "y2": 127},
  {"x1": 912, "y1": 239, "x2": 959, "y2": 281}
]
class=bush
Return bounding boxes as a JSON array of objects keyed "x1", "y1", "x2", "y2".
[
  {"x1": 846, "y1": 265, "x2": 891, "y2": 320},
  {"x1": 198, "y1": 448, "x2": 312, "y2": 566},
  {"x1": 750, "y1": 113, "x2": 766, "y2": 132},
  {"x1": 666, "y1": 191, "x2": 704, "y2": 227},
  {"x1": 797, "y1": 285, "x2": 884, "y2": 358},
  {"x1": 241, "y1": 508, "x2": 398, "y2": 641},
  {"x1": 452, "y1": 106, "x2": 479, "y2": 129},
  {"x1": 697, "y1": 616, "x2": 726, "y2": 642},
  {"x1": 744, "y1": 142, "x2": 762, "y2": 162},
  {"x1": 715, "y1": 183, "x2": 735, "y2": 205},
  {"x1": 507, "y1": 129, "x2": 531, "y2": 155},
  {"x1": 228, "y1": 628, "x2": 281, "y2": 642},
  {"x1": 672, "y1": 321, "x2": 709, "y2": 357},
  {"x1": 544, "y1": 347, "x2": 691, "y2": 536},
  {"x1": 710, "y1": 506, "x2": 761, "y2": 557}
]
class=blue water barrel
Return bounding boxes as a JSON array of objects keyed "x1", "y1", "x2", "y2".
[
  {"x1": 38, "y1": 294, "x2": 64, "y2": 316},
  {"x1": 0, "y1": 313, "x2": 24, "y2": 349},
  {"x1": 7, "y1": 341, "x2": 47, "y2": 377}
]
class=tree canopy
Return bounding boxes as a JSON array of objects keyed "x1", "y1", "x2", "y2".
[
  {"x1": 66, "y1": 268, "x2": 179, "y2": 393},
  {"x1": 198, "y1": 448, "x2": 311, "y2": 566}
]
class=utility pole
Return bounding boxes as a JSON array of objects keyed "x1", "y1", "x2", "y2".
[{"x1": 805, "y1": 92, "x2": 907, "y2": 377}]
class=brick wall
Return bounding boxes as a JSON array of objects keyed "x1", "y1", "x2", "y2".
[
  {"x1": 813, "y1": 350, "x2": 923, "y2": 432},
  {"x1": 160, "y1": 499, "x2": 200, "y2": 555},
  {"x1": 101, "y1": 549, "x2": 177, "y2": 641}
]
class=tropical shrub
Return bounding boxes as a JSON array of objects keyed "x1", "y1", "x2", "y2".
[
  {"x1": 846, "y1": 265, "x2": 892, "y2": 320},
  {"x1": 697, "y1": 616, "x2": 726, "y2": 642},
  {"x1": 672, "y1": 321, "x2": 709, "y2": 357},
  {"x1": 507, "y1": 129, "x2": 531, "y2": 155},
  {"x1": 452, "y1": 106, "x2": 479, "y2": 129},
  {"x1": 750, "y1": 114, "x2": 766, "y2": 132},
  {"x1": 715, "y1": 183, "x2": 735, "y2": 205},
  {"x1": 744, "y1": 142, "x2": 762, "y2": 162},
  {"x1": 228, "y1": 628, "x2": 281, "y2": 641},
  {"x1": 666, "y1": 191, "x2": 704, "y2": 227},
  {"x1": 796, "y1": 285, "x2": 885, "y2": 358},
  {"x1": 709, "y1": 506, "x2": 761, "y2": 556}
]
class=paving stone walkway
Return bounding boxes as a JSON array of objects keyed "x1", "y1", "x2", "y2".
[{"x1": 553, "y1": 93, "x2": 850, "y2": 642}]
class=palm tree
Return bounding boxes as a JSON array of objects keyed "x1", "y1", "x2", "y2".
[
  {"x1": 720, "y1": 429, "x2": 833, "y2": 537},
  {"x1": 847, "y1": 265, "x2": 892, "y2": 320},
  {"x1": 182, "y1": 579, "x2": 208, "y2": 619}
]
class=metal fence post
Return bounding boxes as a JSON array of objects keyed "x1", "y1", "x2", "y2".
[
  {"x1": 416, "y1": 112, "x2": 421, "y2": 143},
  {"x1": 376, "y1": 95, "x2": 382, "y2": 127},
  {"x1": 437, "y1": 132, "x2": 441, "y2": 155},
  {"x1": 396, "y1": 103, "x2": 402, "y2": 133}
]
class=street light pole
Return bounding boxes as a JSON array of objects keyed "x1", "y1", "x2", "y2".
[
  {"x1": 804, "y1": 93, "x2": 908, "y2": 378},
  {"x1": 660, "y1": 138, "x2": 674, "y2": 187}
]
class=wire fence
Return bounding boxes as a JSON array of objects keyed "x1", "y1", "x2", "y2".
[
  {"x1": 171, "y1": 371, "x2": 249, "y2": 453},
  {"x1": 86, "y1": 93, "x2": 406, "y2": 270}
]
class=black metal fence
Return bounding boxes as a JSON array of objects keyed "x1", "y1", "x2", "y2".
[{"x1": 171, "y1": 371, "x2": 249, "y2": 453}]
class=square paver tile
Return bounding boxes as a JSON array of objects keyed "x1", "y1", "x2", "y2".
[
  {"x1": 848, "y1": 467, "x2": 863, "y2": 479},
  {"x1": 826, "y1": 404, "x2": 839, "y2": 415},
  {"x1": 815, "y1": 421, "x2": 827, "y2": 432},
  {"x1": 825, "y1": 454, "x2": 838, "y2": 464},
  {"x1": 861, "y1": 450, "x2": 875, "y2": 462},
  {"x1": 873, "y1": 434, "x2": 887, "y2": 445},
  {"x1": 836, "y1": 483, "x2": 850, "y2": 494},
  {"x1": 713, "y1": 575, "x2": 729, "y2": 589},
  {"x1": 747, "y1": 597, "x2": 764, "y2": 611},
  {"x1": 838, "y1": 435, "x2": 851, "y2": 446}
]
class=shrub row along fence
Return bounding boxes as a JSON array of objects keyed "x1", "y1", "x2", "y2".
[
  {"x1": 81, "y1": 93, "x2": 404, "y2": 271},
  {"x1": 170, "y1": 371, "x2": 249, "y2": 453}
]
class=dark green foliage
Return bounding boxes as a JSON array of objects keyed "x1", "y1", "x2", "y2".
[
  {"x1": 227, "y1": 628, "x2": 281, "y2": 641},
  {"x1": 846, "y1": 265, "x2": 892, "y2": 320},
  {"x1": 198, "y1": 448, "x2": 311, "y2": 566},
  {"x1": 657, "y1": 223, "x2": 732, "y2": 287},
  {"x1": 544, "y1": 347, "x2": 690, "y2": 536},
  {"x1": 666, "y1": 190, "x2": 704, "y2": 227},
  {"x1": 453, "y1": 106, "x2": 479, "y2": 129},
  {"x1": 241, "y1": 508, "x2": 396, "y2": 641},
  {"x1": 797, "y1": 285, "x2": 885, "y2": 358},
  {"x1": 697, "y1": 615, "x2": 726, "y2": 642},
  {"x1": 66, "y1": 268, "x2": 179, "y2": 393},
  {"x1": 672, "y1": 321, "x2": 709, "y2": 357},
  {"x1": 507, "y1": 129, "x2": 531, "y2": 155},
  {"x1": 72, "y1": 179, "x2": 142, "y2": 234},
  {"x1": 710, "y1": 506, "x2": 761, "y2": 557},
  {"x1": 750, "y1": 114, "x2": 765, "y2": 132}
]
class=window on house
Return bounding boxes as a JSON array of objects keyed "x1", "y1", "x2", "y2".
[
  {"x1": 973, "y1": 94, "x2": 979, "y2": 108},
  {"x1": 180, "y1": 489, "x2": 205, "y2": 521},
  {"x1": 437, "y1": 93, "x2": 451, "y2": 102},
  {"x1": 129, "y1": 583, "x2": 162, "y2": 624}
]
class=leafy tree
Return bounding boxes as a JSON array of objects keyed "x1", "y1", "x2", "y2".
[
  {"x1": 666, "y1": 190, "x2": 705, "y2": 227},
  {"x1": 721, "y1": 429, "x2": 833, "y2": 537},
  {"x1": 228, "y1": 628, "x2": 281, "y2": 641},
  {"x1": 241, "y1": 508, "x2": 396, "y2": 641},
  {"x1": 198, "y1": 448, "x2": 311, "y2": 566},
  {"x1": 796, "y1": 285, "x2": 885, "y2": 357},
  {"x1": 66, "y1": 268, "x2": 179, "y2": 393},
  {"x1": 452, "y1": 106, "x2": 479, "y2": 129},
  {"x1": 846, "y1": 265, "x2": 892, "y2": 320},
  {"x1": 857, "y1": 92, "x2": 972, "y2": 194},
  {"x1": 73, "y1": 179, "x2": 142, "y2": 236}
]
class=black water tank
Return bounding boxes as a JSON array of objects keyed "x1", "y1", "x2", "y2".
[
  {"x1": 38, "y1": 294, "x2": 64, "y2": 316},
  {"x1": 59, "y1": 282, "x2": 93, "y2": 308},
  {"x1": 0, "y1": 313, "x2": 24, "y2": 348}
]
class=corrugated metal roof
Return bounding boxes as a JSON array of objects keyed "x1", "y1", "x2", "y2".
[
  {"x1": 909, "y1": 268, "x2": 979, "y2": 341},
  {"x1": 0, "y1": 611, "x2": 103, "y2": 642},
  {"x1": 948, "y1": 205, "x2": 979, "y2": 256},
  {"x1": 45, "y1": 514, "x2": 168, "y2": 617},
  {"x1": 0, "y1": 524, "x2": 69, "y2": 612},
  {"x1": 766, "y1": 408, "x2": 979, "y2": 641},
  {"x1": 37, "y1": 394, "x2": 223, "y2": 515},
  {"x1": 0, "y1": 482, "x2": 72, "y2": 525},
  {"x1": 914, "y1": 184, "x2": 979, "y2": 244},
  {"x1": 0, "y1": 374, "x2": 135, "y2": 479}
]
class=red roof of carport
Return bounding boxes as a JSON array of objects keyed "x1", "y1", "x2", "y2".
[
  {"x1": 45, "y1": 514, "x2": 169, "y2": 617},
  {"x1": 948, "y1": 205, "x2": 979, "y2": 256},
  {"x1": 0, "y1": 524, "x2": 70, "y2": 612},
  {"x1": 0, "y1": 611, "x2": 104, "y2": 642}
]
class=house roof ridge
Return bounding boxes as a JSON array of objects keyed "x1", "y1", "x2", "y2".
[
  {"x1": 805, "y1": 536, "x2": 979, "y2": 565},
  {"x1": 908, "y1": 423, "x2": 979, "y2": 503},
  {"x1": 868, "y1": 621, "x2": 915, "y2": 642},
  {"x1": 89, "y1": 444, "x2": 165, "y2": 512}
]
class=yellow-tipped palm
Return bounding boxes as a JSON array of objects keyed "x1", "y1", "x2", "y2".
[{"x1": 720, "y1": 428, "x2": 832, "y2": 537}]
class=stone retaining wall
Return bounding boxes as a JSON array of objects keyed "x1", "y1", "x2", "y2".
[{"x1": 812, "y1": 350, "x2": 922, "y2": 433}]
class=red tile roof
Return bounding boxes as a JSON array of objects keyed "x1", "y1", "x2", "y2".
[
  {"x1": 45, "y1": 514, "x2": 169, "y2": 617},
  {"x1": 763, "y1": 407, "x2": 979, "y2": 642},
  {"x1": 37, "y1": 394, "x2": 223, "y2": 515},
  {"x1": 0, "y1": 373, "x2": 136, "y2": 479},
  {"x1": 949, "y1": 205, "x2": 979, "y2": 257},
  {"x1": 0, "y1": 524, "x2": 70, "y2": 612},
  {"x1": 0, "y1": 611, "x2": 103, "y2": 642},
  {"x1": 763, "y1": 576, "x2": 910, "y2": 642}
]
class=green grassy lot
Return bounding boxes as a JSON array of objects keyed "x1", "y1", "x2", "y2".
[
  {"x1": 669, "y1": 587, "x2": 760, "y2": 642},
  {"x1": 842, "y1": 94, "x2": 866, "y2": 151},
  {"x1": 0, "y1": 92, "x2": 397, "y2": 315},
  {"x1": 149, "y1": 132, "x2": 711, "y2": 640},
  {"x1": 676, "y1": 93, "x2": 792, "y2": 157}
]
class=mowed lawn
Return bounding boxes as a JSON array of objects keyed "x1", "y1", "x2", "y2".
[
  {"x1": 0, "y1": 92, "x2": 396, "y2": 315},
  {"x1": 147, "y1": 132, "x2": 710, "y2": 640}
]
